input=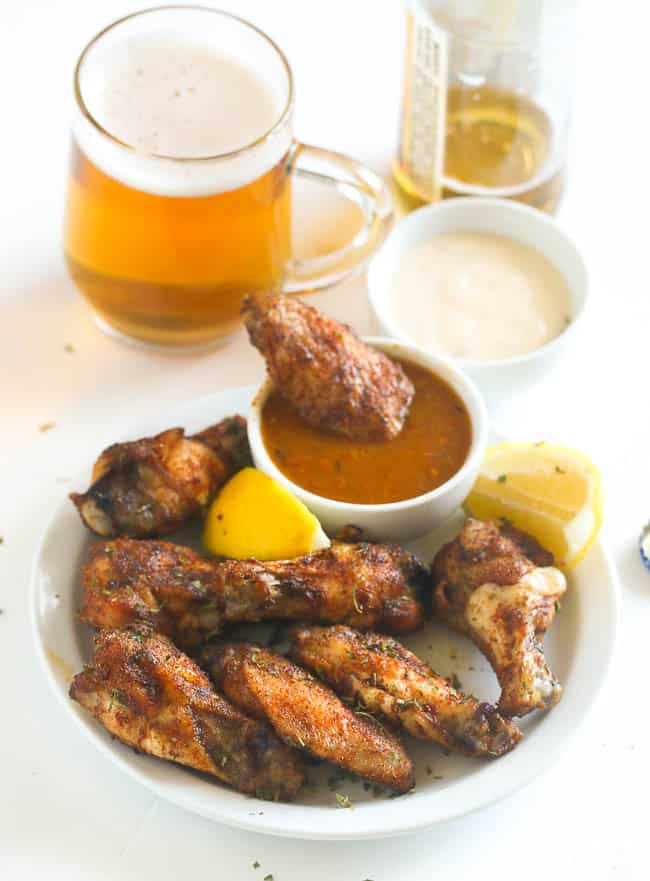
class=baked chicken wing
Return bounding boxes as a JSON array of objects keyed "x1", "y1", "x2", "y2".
[
  {"x1": 242, "y1": 292, "x2": 414, "y2": 441},
  {"x1": 290, "y1": 625, "x2": 522, "y2": 757},
  {"x1": 200, "y1": 641, "x2": 414, "y2": 793},
  {"x1": 69, "y1": 626, "x2": 305, "y2": 800},
  {"x1": 70, "y1": 416, "x2": 251, "y2": 538},
  {"x1": 431, "y1": 519, "x2": 567, "y2": 717},
  {"x1": 80, "y1": 539, "x2": 427, "y2": 647}
]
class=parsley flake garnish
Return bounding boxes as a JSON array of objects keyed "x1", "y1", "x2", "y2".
[{"x1": 108, "y1": 688, "x2": 123, "y2": 711}]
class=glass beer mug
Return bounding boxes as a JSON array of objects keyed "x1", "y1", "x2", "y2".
[
  {"x1": 64, "y1": 7, "x2": 392, "y2": 348},
  {"x1": 395, "y1": 0, "x2": 577, "y2": 212}
]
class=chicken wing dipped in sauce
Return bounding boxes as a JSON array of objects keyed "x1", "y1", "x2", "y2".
[
  {"x1": 70, "y1": 416, "x2": 251, "y2": 538},
  {"x1": 69, "y1": 626, "x2": 305, "y2": 800},
  {"x1": 80, "y1": 539, "x2": 428, "y2": 648},
  {"x1": 290, "y1": 625, "x2": 522, "y2": 758},
  {"x1": 242, "y1": 292, "x2": 414, "y2": 442},
  {"x1": 200, "y1": 641, "x2": 414, "y2": 793},
  {"x1": 431, "y1": 519, "x2": 566, "y2": 717}
]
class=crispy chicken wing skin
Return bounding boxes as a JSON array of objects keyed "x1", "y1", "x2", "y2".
[
  {"x1": 200, "y1": 641, "x2": 414, "y2": 793},
  {"x1": 70, "y1": 416, "x2": 251, "y2": 538},
  {"x1": 69, "y1": 626, "x2": 305, "y2": 800},
  {"x1": 431, "y1": 519, "x2": 566, "y2": 717},
  {"x1": 242, "y1": 292, "x2": 414, "y2": 441},
  {"x1": 81, "y1": 539, "x2": 427, "y2": 648},
  {"x1": 290, "y1": 625, "x2": 522, "y2": 757}
]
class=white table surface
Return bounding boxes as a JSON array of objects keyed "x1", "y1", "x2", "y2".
[{"x1": 1, "y1": 1, "x2": 647, "y2": 879}]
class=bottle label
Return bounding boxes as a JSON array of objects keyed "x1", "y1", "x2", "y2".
[{"x1": 397, "y1": 4, "x2": 448, "y2": 202}]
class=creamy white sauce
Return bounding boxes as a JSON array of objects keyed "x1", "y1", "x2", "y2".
[{"x1": 389, "y1": 232, "x2": 572, "y2": 361}]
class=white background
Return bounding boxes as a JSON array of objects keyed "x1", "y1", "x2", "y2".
[{"x1": 1, "y1": 1, "x2": 647, "y2": 879}]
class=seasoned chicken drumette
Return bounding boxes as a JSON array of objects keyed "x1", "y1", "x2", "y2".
[
  {"x1": 431, "y1": 519, "x2": 567, "y2": 717},
  {"x1": 69, "y1": 626, "x2": 305, "y2": 800},
  {"x1": 200, "y1": 641, "x2": 414, "y2": 793},
  {"x1": 242, "y1": 292, "x2": 414, "y2": 442},
  {"x1": 81, "y1": 539, "x2": 427, "y2": 648},
  {"x1": 290, "y1": 625, "x2": 522, "y2": 758},
  {"x1": 70, "y1": 416, "x2": 251, "y2": 538}
]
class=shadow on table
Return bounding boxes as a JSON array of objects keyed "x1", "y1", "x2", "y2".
[{"x1": 616, "y1": 538, "x2": 649, "y2": 599}]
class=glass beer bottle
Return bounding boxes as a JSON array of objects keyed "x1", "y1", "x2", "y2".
[{"x1": 394, "y1": 0, "x2": 577, "y2": 213}]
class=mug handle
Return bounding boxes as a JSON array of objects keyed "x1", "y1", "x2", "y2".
[{"x1": 283, "y1": 142, "x2": 393, "y2": 293}]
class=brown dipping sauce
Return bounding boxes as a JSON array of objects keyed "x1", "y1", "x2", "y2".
[{"x1": 261, "y1": 358, "x2": 472, "y2": 505}]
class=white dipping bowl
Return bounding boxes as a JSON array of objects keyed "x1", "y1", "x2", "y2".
[
  {"x1": 367, "y1": 198, "x2": 589, "y2": 406},
  {"x1": 247, "y1": 337, "x2": 488, "y2": 543}
]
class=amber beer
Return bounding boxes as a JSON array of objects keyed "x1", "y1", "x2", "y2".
[
  {"x1": 65, "y1": 143, "x2": 291, "y2": 347},
  {"x1": 65, "y1": 12, "x2": 294, "y2": 347},
  {"x1": 65, "y1": 7, "x2": 392, "y2": 347}
]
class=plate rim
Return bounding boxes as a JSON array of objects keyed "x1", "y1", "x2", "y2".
[{"x1": 29, "y1": 385, "x2": 620, "y2": 840}]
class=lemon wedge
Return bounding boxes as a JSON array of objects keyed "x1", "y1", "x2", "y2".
[
  {"x1": 464, "y1": 442, "x2": 603, "y2": 568},
  {"x1": 203, "y1": 467, "x2": 330, "y2": 561}
]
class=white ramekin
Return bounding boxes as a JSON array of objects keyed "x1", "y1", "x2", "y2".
[
  {"x1": 247, "y1": 337, "x2": 488, "y2": 543},
  {"x1": 367, "y1": 197, "x2": 589, "y2": 407}
]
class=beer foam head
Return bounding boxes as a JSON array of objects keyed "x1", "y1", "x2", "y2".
[{"x1": 73, "y1": 8, "x2": 293, "y2": 197}]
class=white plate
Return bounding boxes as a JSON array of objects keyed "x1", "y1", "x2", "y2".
[{"x1": 30, "y1": 386, "x2": 619, "y2": 840}]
